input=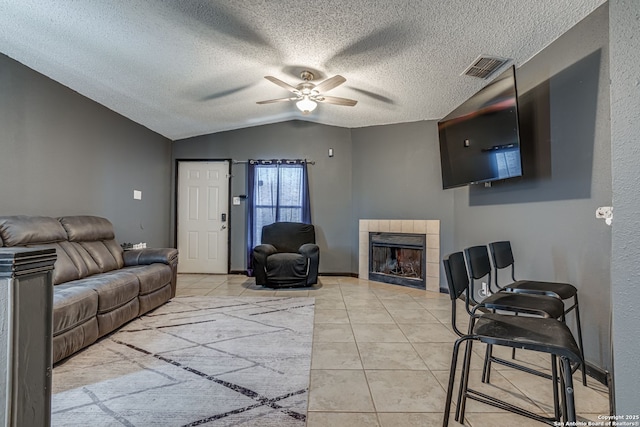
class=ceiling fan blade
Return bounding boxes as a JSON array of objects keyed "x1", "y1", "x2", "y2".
[
  {"x1": 264, "y1": 76, "x2": 299, "y2": 93},
  {"x1": 316, "y1": 95, "x2": 357, "y2": 106},
  {"x1": 314, "y1": 75, "x2": 346, "y2": 93},
  {"x1": 256, "y1": 96, "x2": 299, "y2": 105}
]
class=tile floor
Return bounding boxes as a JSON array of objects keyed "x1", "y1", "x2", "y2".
[{"x1": 176, "y1": 274, "x2": 610, "y2": 427}]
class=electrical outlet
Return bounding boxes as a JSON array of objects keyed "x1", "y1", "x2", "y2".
[{"x1": 480, "y1": 282, "x2": 489, "y2": 297}]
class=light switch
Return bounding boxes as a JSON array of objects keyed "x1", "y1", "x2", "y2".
[
  {"x1": 233, "y1": 196, "x2": 241, "y2": 205},
  {"x1": 133, "y1": 190, "x2": 142, "y2": 200}
]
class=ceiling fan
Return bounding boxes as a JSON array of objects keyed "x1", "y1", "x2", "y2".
[{"x1": 257, "y1": 71, "x2": 358, "y2": 114}]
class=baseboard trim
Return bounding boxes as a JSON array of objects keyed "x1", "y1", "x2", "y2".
[
  {"x1": 585, "y1": 362, "x2": 609, "y2": 386},
  {"x1": 319, "y1": 272, "x2": 358, "y2": 277},
  {"x1": 585, "y1": 362, "x2": 614, "y2": 415},
  {"x1": 229, "y1": 270, "x2": 248, "y2": 276},
  {"x1": 228, "y1": 271, "x2": 359, "y2": 278}
]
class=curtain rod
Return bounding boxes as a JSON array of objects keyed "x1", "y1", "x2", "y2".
[{"x1": 232, "y1": 159, "x2": 315, "y2": 165}]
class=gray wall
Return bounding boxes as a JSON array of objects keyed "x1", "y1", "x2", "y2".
[
  {"x1": 452, "y1": 5, "x2": 612, "y2": 370},
  {"x1": 171, "y1": 121, "x2": 353, "y2": 273},
  {"x1": 609, "y1": 0, "x2": 640, "y2": 414},
  {"x1": 0, "y1": 53, "x2": 173, "y2": 247},
  {"x1": 350, "y1": 121, "x2": 455, "y2": 281}
]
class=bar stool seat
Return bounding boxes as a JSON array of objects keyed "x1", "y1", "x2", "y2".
[
  {"x1": 443, "y1": 312, "x2": 583, "y2": 426},
  {"x1": 507, "y1": 280, "x2": 577, "y2": 300}
]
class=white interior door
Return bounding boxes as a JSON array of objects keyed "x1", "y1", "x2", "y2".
[{"x1": 177, "y1": 161, "x2": 229, "y2": 273}]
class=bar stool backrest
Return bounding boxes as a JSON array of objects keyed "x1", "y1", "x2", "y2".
[
  {"x1": 488, "y1": 240, "x2": 517, "y2": 284},
  {"x1": 443, "y1": 252, "x2": 472, "y2": 337}
]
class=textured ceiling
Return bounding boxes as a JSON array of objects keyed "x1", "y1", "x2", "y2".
[{"x1": 0, "y1": 0, "x2": 605, "y2": 140}]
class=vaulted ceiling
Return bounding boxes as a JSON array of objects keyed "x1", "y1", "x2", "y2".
[{"x1": 0, "y1": 0, "x2": 605, "y2": 140}]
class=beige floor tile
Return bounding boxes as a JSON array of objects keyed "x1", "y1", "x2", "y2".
[
  {"x1": 347, "y1": 309, "x2": 395, "y2": 324},
  {"x1": 313, "y1": 323, "x2": 355, "y2": 343},
  {"x1": 306, "y1": 412, "x2": 380, "y2": 427},
  {"x1": 343, "y1": 298, "x2": 385, "y2": 310},
  {"x1": 242, "y1": 290, "x2": 276, "y2": 297},
  {"x1": 314, "y1": 298, "x2": 347, "y2": 310},
  {"x1": 380, "y1": 299, "x2": 424, "y2": 311},
  {"x1": 428, "y1": 308, "x2": 454, "y2": 323},
  {"x1": 206, "y1": 287, "x2": 245, "y2": 296},
  {"x1": 413, "y1": 342, "x2": 484, "y2": 371},
  {"x1": 175, "y1": 287, "x2": 211, "y2": 296},
  {"x1": 351, "y1": 323, "x2": 408, "y2": 343},
  {"x1": 195, "y1": 274, "x2": 230, "y2": 283},
  {"x1": 366, "y1": 370, "x2": 447, "y2": 412},
  {"x1": 465, "y1": 412, "x2": 550, "y2": 426},
  {"x1": 387, "y1": 308, "x2": 440, "y2": 324},
  {"x1": 357, "y1": 342, "x2": 427, "y2": 370},
  {"x1": 373, "y1": 290, "x2": 417, "y2": 301},
  {"x1": 311, "y1": 342, "x2": 363, "y2": 369},
  {"x1": 308, "y1": 370, "x2": 375, "y2": 412},
  {"x1": 378, "y1": 412, "x2": 465, "y2": 427},
  {"x1": 174, "y1": 274, "x2": 609, "y2": 425},
  {"x1": 397, "y1": 322, "x2": 459, "y2": 343},
  {"x1": 314, "y1": 309, "x2": 350, "y2": 324},
  {"x1": 431, "y1": 369, "x2": 544, "y2": 415},
  {"x1": 413, "y1": 297, "x2": 451, "y2": 309},
  {"x1": 273, "y1": 290, "x2": 310, "y2": 297},
  {"x1": 486, "y1": 345, "x2": 552, "y2": 374},
  {"x1": 501, "y1": 369, "x2": 610, "y2": 416}
]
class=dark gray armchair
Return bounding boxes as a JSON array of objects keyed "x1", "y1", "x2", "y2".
[{"x1": 252, "y1": 222, "x2": 319, "y2": 288}]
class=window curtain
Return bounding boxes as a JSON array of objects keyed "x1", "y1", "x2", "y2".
[{"x1": 247, "y1": 159, "x2": 311, "y2": 272}]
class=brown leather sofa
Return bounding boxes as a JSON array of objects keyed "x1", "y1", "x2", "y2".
[{"x1": 0, "y1": 215, "x2": 178, "y2": 363}]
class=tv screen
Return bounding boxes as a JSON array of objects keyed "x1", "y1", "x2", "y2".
[{"x1": 438, "y1": 65, "x2": 522, "y2": 189}]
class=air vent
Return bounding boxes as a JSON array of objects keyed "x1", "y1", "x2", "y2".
[{"x1": 462, "y1": 55, "x2": 510, "y2": 79}]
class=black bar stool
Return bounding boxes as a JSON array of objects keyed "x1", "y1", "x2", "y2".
[
  {"x1": 442, "y1": 252, "x2": 583, "y2": 427},
  {"x1": 488, "y1": 240, "x2": 587, "y2": 386},
  {"x1": 464, "y1": 245, "x2": 566, "y2": 384}
]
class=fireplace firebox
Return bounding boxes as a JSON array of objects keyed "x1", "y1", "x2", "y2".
[{"x1": 369, "y1": 232, "x2": 426, "y2": 289}]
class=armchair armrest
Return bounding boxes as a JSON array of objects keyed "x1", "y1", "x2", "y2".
[
  {"x1": 124, "y1": 247, "x2": 178, "y2": 267},
  {"x1": 299, "y1": 243, "x2": 319, "y2": 285},
  {"x1": 252, "y1": 244, "x2": 278, "y2": 286}
]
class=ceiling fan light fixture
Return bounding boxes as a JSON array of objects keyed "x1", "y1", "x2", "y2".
[{"x1": 296, "y1": 96, "x2": 317, "y2": 114}]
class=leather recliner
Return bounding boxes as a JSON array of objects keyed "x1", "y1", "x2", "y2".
[{"x1": 252, "y1": 222, "x2": 319, "y2": 288}]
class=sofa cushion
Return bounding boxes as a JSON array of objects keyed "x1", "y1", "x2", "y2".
[
  {"x1": 69, "y1": 270, "x2": 140, "y2": 314},
  {"x1": 59, "y1": 216, "x2": 124, "y2": 273},
  {"x1": 78, "y1": 241, "x2": 123, "y2": 272},
  {"x1": 0, "y1": 215, "x2": 67, "y2": 246},
  {"x1": 24, "y1": 242, "x2": 82, "y2": 285},
  {"x1": 122, "y1": 264, "x2": 171, "y2": 295},
  {"x1": 53, "y1": 318, "x2": 99, "y2": 364},
  {"x1": 59, "y1": 216, "x2": 115, "y2": 241},
  {"x1": 53, "y1": 283, "x2": 99, "y2": 336}
]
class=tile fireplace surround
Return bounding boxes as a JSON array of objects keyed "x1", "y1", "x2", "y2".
[{"x1": 359, "y1": 219, "x2": 440, "y2": 292}]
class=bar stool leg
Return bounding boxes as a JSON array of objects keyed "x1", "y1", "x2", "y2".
[
  {"x1": 458, "y1": 338, "x2": 475, "y2": 422},
  {"x1": 443, "y1": 337, "x2": 468, "y2": 427},
  {"x1": 562, "y1": 356, "x2": 577, "y2": 422},
  {"x1": 481, "y1": 344, "x2": 493, "y2": 383},
  {"x1": 573, "y1": 294, "x2": 587, "y2": 386},
  {"x1": 551, "y1": 354, "x2": 560, "y2": 422}
]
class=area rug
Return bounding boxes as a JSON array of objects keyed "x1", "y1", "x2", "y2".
[{"x1": 52, "y1": 296, "x2": 315, "y2": 426}]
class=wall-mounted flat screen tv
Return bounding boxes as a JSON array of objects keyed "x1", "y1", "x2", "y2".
[{"x1": 438, "y1": 65, "x2": 522, "y2": 189}]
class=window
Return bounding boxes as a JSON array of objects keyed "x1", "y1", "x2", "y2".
[{"x1": 247, "y1": 160, "x2": 311, "y2": 268}]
